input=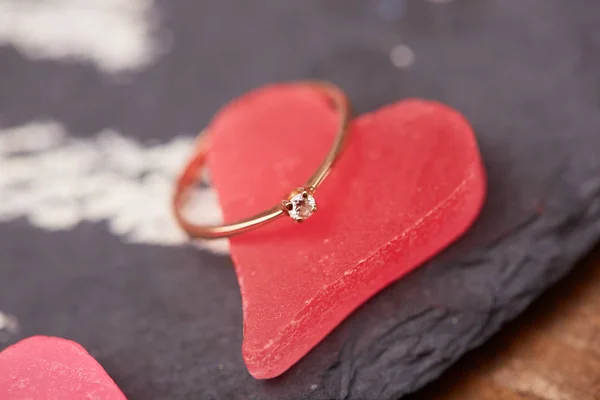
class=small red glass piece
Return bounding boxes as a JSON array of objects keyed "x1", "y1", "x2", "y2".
[
  {"x1": 0, "y1": 336, "x2": 126, "y2": 399},
  {"x1": 206, "y1": 84, "x2": 486, "y2": 379}
]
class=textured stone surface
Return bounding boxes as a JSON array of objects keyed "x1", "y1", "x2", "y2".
[{"x1": 1, "y1": 0, "x2": 600, "y2": 399}]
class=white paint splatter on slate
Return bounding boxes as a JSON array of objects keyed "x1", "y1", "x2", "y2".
[
  {"x1": 0, "y1": 0, "x2": 168, "y2": 73},
  {"x1": 0, "y1": 121, "x2": 229, "y2": 254}
]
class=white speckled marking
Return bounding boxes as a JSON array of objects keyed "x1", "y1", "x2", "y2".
[
  {"x1": 0, "y1": 0, "x2": 168, "y2": 73},
  {"x1": 0, "y1": 121, "x2": 229, "y2": 255},
  {"x1": 0, "y1": 311, "x2": 19, "y2": 340}
]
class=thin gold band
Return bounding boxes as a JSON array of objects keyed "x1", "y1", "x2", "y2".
[{"x1": 173, "y1": 80, "x2": 352, "y2": 239}]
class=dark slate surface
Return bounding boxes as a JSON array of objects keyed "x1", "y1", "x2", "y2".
[{"x1": 2, "y1": 0, "x2": 600, "y2": 399}]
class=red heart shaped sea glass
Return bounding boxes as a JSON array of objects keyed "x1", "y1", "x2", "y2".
[
  {"x1": 0, "y1": 336, "x2": 126, "y2": 399},
  {"x1": 206, "y1": 84, "x2": 486, "y2": 379}
]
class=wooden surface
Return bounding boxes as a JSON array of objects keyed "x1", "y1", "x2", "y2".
[{"x1": 412, "y1": 247, "x2": 600, "y2": 400}]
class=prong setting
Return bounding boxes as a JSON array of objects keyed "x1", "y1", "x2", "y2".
[
  {"x1": 282, "y1": 201, "x2": 294, "y2": 212},
  {"x1": 283, "y1": 188, "x2": 317, "y2": 222}
]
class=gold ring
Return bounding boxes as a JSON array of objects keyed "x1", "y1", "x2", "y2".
[{"x1": 173, "y1": 80, "x2": 352, "y2": 239}]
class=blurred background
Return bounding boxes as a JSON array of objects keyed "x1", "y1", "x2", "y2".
[{"x1": 1, "y1": 0, "x2": 600, "y2": 399}]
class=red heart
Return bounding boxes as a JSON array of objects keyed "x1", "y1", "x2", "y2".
[
  {"x1": 0, "y1": 336, "x2": 126, "y2": 399},
  {"x1": 206, "y1": 84, "x2": 486, "y2": 379}
]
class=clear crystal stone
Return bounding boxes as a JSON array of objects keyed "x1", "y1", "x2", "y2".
[{"x1": 286, "y1": 190, "x2": 317, "y2": 221}]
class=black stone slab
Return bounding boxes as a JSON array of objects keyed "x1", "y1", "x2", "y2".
[{"x1": 1, "y1": 0, "x2": 600, "y2": 399}]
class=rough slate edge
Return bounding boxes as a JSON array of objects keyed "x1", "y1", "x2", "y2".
[
  {"x1": 360, "y1": 171, "x2": 600, "y2": 399},
  {"x1": 252, "y1": 161, "x2": 600, "y2": 400}
]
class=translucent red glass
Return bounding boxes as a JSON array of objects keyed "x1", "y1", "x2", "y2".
[{"x1": 207, "y1": 84, "x2": 486, "y2": 379}]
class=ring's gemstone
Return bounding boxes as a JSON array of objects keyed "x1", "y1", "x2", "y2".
[{"x1": 286, "y1": 190, "x2": 317, "y2": 221}]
